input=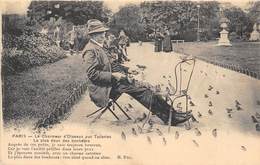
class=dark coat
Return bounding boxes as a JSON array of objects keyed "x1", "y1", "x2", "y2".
[
  {"x1": 82, "y1": 40, "x2": 113, "y2": 108},
  {"x1": 82, "y1": 40, "x2": 129, "y2": 108},
  {"x1": 162, "y1": 34, "x2": 172, "y2": 52}
]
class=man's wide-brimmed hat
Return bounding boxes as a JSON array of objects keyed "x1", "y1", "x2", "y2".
[{"x1": 87, "y1": 19, "x2": 109, "y2": 35}]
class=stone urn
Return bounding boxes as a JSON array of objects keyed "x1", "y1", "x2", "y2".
[{"x1": 218, "y1": 17, "x2": 232, "y2": 46}]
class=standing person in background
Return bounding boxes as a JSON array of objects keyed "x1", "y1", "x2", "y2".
[
  {"x1": 154, "y1": 28, "x2": 164, "y2": 52},
  {"x1": 54, "y1": 26, "x2": 61, "y2": 47},
  {"x1": 74, "y1": 31, "x2": 80, "y2": 55},
  {"x1": 162, "y1": 28, "x2": 173, "y2": 52},
  {"x1": 67, "y1": 27, "x2": 75, "y2": 55},
  {"x1": 118, "y1": 30, "x2": 130, "y2": 62}
]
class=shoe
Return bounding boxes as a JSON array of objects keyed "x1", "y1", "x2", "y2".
[
  {"x1": 176, "y1": 110, "x2": 192, "y2": 115},
  {"x1": 171, "y1": 114, "x2": 192, "y2": 126}
]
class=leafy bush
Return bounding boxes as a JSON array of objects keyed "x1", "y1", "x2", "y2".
[{"x1": 2, "y1": 30, "x2": 66, "y2": 75}]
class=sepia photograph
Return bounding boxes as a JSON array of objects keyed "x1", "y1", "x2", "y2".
[{"x1": 1, "y1": 0, "x2": 260, "y2": 164}]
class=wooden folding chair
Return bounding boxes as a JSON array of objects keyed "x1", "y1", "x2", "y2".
[{"x1": 86, "y1": 99, "x2": 132, "y2": 124}]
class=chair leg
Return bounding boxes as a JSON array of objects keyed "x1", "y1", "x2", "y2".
[
  {"x1": 113, "y1": 101, "x2": 132, "y2": 120},
  {"x1": 108, "y1": 107, "x2": 120, "y2": 120},
  {"x1": 86, "y1": 107, "x2": 104, "y2": 118},
  {"x1": 91, "y1": 107, "x2": 108, "y2": 124}
]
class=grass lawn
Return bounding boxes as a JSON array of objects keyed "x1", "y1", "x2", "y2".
[
  {"x1": 174, "y1": 41, "x2": 260, "y2": 74},
  {"x1": 2, "y1": 55, "x2": 88, "y2": 127}
]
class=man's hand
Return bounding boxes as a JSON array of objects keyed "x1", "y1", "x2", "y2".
[{"x1": 112, "y1": 72, "x2": 126, "y2": 81}]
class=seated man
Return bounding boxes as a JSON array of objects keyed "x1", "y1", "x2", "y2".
[{"x1": 82, "y1": 19, "x2": 192, "y2": 126}]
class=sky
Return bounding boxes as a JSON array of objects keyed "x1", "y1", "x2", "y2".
[{"x1": 0, "y1": 0, "x2": 256, "y2": 15}]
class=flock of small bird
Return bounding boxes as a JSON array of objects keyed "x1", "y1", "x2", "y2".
[{"x1": 117, "y1": 66, "x2": 260, "y2": 152}]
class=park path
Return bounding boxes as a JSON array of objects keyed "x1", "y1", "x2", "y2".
[
  {"x1": 3, "y1": 43, "x2": 260, "y2": 165},
  {"x1": 46, "y1": 43, "x2": 260, "y2": 164}
]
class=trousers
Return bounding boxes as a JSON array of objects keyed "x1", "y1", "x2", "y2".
[{"x1": 110, "y1": 78, "x2": 174, "y2": 124}]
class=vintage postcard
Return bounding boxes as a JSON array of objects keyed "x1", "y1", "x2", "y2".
[{"x1": 1, "y1": 0, "x2": 260, "y2": 164}]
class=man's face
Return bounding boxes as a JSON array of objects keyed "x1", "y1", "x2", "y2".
[{"x1": 94, "y1": 32, "x2": 106, "y2": 44}]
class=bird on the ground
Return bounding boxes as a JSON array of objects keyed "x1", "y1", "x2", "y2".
[
  {"x1": 137, "y1": 125, "x2": 143, "y2": 133},
  {"x1": 208, "y1": 85, "x2": 213, "y2": 91},
  {"x1": 257, "y1": 100, "x2": 260, "y2": 105},
  {"x1": 175, "y1": 131, "x2": 179, "y2": 140},
  {"x1": 128, "y1": 103, "x2": 133, "y2": 109},
  {"x1": 136, "y1": 113, "x2": 147, "y2": 122},
  {"x1": 205, "y1": 73, "x2": 208, "y2": 76},
  {"x1": 204, "y1": 94, "x2": 209, "y2": 98},
  {"x1": 136, "y1": 64, "x2": 147, "y2": 70},
  {"x1": 197, "y1": 111, "x2": 202, "y2": 118},
  {"x1": 195, "y1": 128, "x2": 202, "y2": 136},
  {"x1": 235, "y1": 100, "x2": 241, "y2": 106},
  {"x1": 124, "y1": 106, "x2": 130, "y2": 112},
  {"x1": 163, "y1": 75, "x2": 166, "y2": 78},
  {"x1": 190, "y1": 101, "x2": 195, "y2": 106},
  {"x1": 162, "y1": 137, "x2": 167, "y2": 146},
  {"x1": 228, "y1": 113, "x2": 232, "y2": 118},
  {"x1": 131, "y1": 128, "x2": 138, "y2": 136},
  {"x1": 192, "y1": 140, "x2": 199, "y2": 147},
  {"x1": 216, "y1": 91, "x2": 220, "y2": 95},
  {"x1": 241, "y1": 146, "x2": 247, "y2": 151},
  {"x1": 121, "y1": 131, "x2": 126, "y2": 140},
  {"x1": 208, "y1": 109, "x2": 213, "y2": 115},
  {"x1": 185, "y1": 123, "x2": 191, "y2": 130},
  {"x1": 251, "y1": 116, "x2": 259, "y2": 123},
  {"x1": 255, "y1": 112, "x2": 260, "y2": 119},
  {"x1": 156, "y1": 128, "x2": 163, "y2": 136},
  {"x1": 223, "y1": 74, "x2": 226, "y2": 77},
  {"x1": 200, "y1": 70, "x2": 203, "y2": 73},
  {"x1": 147, "y1": 136, "x2": 152, "y2": 144},
  {"x1": 256, "y1": 123, "x2": 260, "y2": 131},
  {"x1": 236, "y1": 104, "x2": 243, "y2": 111},
  {"x1": 209, "y1": 101, "x2": 213, "y2": 107},
  {"x1": 226, "y1": 108, "x2": 233, "y2": 113},
  {"x1": 191, "y1": 115, "x2": 199, "y2": 123},
  {"x1": 212, "y1": 129, "x2": 217, "y2": 138}
]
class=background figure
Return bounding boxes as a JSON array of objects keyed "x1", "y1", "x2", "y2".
[
  {"x1": 154, "y1": 29, "x2": 164, "y2": 52},
  {"x1": 73, "y1": 31, "x2": 81, "y2": 55},
  {"x1": 54, "y1": 26, "x2": 61, "y2": 47},
  {"x1": 162, "y1": 28, "x2": 173, "y2": 52},
  {"x1": 67, "y1": 28, "x2": 75, "y2": 55},
  {"x1": 118, "y1": 30, "x2": 130, "y2": 62}
]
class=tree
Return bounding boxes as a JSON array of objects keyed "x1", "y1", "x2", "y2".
[
  {"x1": 140, "y1": 1, "x2": 220, "y2": 41},
  {"x1": 110, "y1": 4, "x2": 146, "y2": 41},
  {"x1": 224, "y1": 6, "x2": 252, "y2": 38},
  {"x1": 27, "y1": 1, "x2": 111, "y2": 25}
]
